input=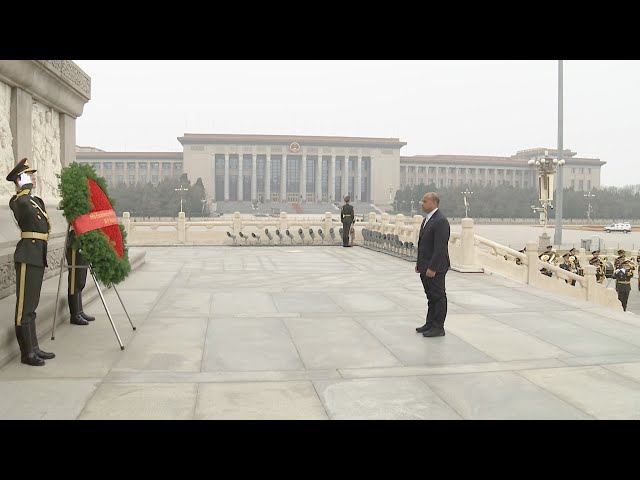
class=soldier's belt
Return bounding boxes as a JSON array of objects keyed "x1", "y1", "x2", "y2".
[
  {"x1": 618, "y1": 281, "x2": 631, "y2": 285},
  {"x1": 21, "y1": 232, "x2": 49, "y2": 241}
]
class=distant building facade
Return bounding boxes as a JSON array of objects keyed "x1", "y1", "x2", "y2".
[
  {"x1": 75, "y1": 134, "x2": 606, "y2": 204},
  {"x1": 401, "y1": 148, "x2": 604, "y2": 191},
  {"x1": 76, "y1": 148, "x2": 183, "y2": 186}
]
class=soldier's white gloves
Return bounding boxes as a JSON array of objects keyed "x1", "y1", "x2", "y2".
[{"x1": 17, "y1": 172, "x2": 32, "y2": 187}]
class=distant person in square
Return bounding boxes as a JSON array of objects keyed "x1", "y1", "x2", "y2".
[
  {"x1": 415, "y1": 192, "x2": 450, "y2": 337},
  {"x1": 340, "y1": 195, "x2": 354, "y2": 247}
]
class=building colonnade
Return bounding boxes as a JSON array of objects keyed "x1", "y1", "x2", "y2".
[{"x1": 211, "y1": 153, "x2": 372, "y2": 203}]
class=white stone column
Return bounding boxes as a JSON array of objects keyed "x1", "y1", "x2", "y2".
[
  {"x1": 342, "y1": 156, "x2": 349, "y2": 199},
  {"x1": 300, "y1": 154, "x2": 307, "y2": 202},
  {"x1": 315, "y1": 155, "x2": 322, "y2": 202},
  {"x1": 224, "y1": 153, "x2": 229, "y2": 201},
  {"x1": 210, "y1": 154, "x2": 216, "y2": 201},
  {"x1": 329, "y1": 155, "x2": 336, "y2": 202},
  {"x1": 59, "y1": 113, "x2": 76, "y2": 168},
  {"x1": 281, "y1": 155, "x2": 287, "y2": 201},
  {"x1": 237, "y1": 154, "x2": 244, "y2": 201},
  {"x1": 356, "y1": 155, "x2": 362, "y2": 201},
  {"x1": 265, "y1": 154, "x2": 271, "y2": 201},
  {"x1": 251, "y1": 154, "x2": 257, "y2": 201}
]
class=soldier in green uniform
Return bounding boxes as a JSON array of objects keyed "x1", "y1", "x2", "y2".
[
  {"x1": 614, "y1": 249, "x2": 635, "y2": 311},
  {"x1": 340, "y1": 195, "x2": 354, "y2": 247},
  {"x1": 66, "y1": 226, "x2": 95, "y2": 325},
  {"x1": 589, "y1": 250, "x2": 605, "y2": 284},
  {"x1": 6, "y1": 158, "x2": 55, "y2": 366}
]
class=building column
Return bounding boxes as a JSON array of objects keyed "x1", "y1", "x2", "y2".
[
  {"x1": 435, "y1": 167, "x2": 440, "y2": 187},
  {"x1": 342, "y1": 156, "x2": 349, "y2": 199},
  {"x1": 300, "y1": 154, "x2": 307, "y2": 202},
  {"x1": 224, "y1": 153, "x2": 230, "y2": 201},
  {"x1": 315, "y1": 155, "x2": 322, "y2": 202},
  {"x1": 329, "y1": 155, "x2": 336, "y2": 202},
  {"x1": 356, "y1": 155, "x2": 362, "y2": 201},
  {"x1": 237, "y1": 154, "x2": 244, "y2": 201},
  {"x1": 59, "y1": 113, "x2": 76, "y2": 168},
  {"x1": 281, "y1": 155, "x2": 287, "y2": 201},
  {"x1": 494, "y1": 168, "x2": 498, "y2": 186},
  {"x1": 265, "y1": 154, "x2": 271, "y2": 202},
  {"x1": 251, "y1": 154, "x2": 257, "y2": 201},
  {"x1": 210, "y1": 154, "x2": 216, "y2": 201}
]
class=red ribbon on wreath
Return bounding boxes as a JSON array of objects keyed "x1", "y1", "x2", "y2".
[{"x1": 72, "y1": 179, "x2": 125, "y2": 258}]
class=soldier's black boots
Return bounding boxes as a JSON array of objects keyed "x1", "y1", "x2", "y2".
[
  {"x1": 78, "y1": 292, "x2": 95, "y2": 322},
  {"x1": 69, "y1": 294, "x2": 89, "y2": 326},
  {"x1": 15, "y1": 325, "x2": 45, "y2": 366},
  {"x1": 29, "y1": 322, "x2": 55, "y2": 360}
]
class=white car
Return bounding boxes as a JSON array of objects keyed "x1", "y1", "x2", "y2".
[{"x1": 603, "y1": 223, "x2": 631, "y2": 233}]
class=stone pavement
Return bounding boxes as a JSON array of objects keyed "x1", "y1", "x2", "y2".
[{"x1": 2, "y1": 245, "x2": 640, "y2": 419}]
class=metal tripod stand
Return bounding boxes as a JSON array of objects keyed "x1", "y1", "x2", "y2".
[{"x1": 50, "y1": 223, "x2": 136, "y2": 350}]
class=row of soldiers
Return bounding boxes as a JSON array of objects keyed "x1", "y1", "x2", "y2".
[{"x1": 535, "y1": 245, "x2": 638, "y2": 311}]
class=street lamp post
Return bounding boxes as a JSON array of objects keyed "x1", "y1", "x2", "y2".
[
  {"x1": 388, "y1": 184, "x2": 394, "y2": 203},
  {"x1": 461, "y1": 187, "x2": 473, "y2": 218},
  {"x1": 410, "y1": 198, "x2": 415, "y2": 214},
  {"x1": 554, "y1": 59, "x2": 564, "y2": 246},
  {"x1": 528, "y1": 150, "x2": 565, "y2": 236},
  {"x1": 584, "y1": 191, "x2": 596, "y2": 223},
  {"x1": 175, "y1": 185, "x2": 189, "y2": 214}
]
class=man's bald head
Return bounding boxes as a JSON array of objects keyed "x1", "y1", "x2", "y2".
[{"x1": 421, "y1": 192, "x2": 439, "y2": 214}]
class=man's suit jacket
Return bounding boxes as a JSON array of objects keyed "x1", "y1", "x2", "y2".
[{"x1": 416, "y1": 209, "x2": 450, "y2": 274}]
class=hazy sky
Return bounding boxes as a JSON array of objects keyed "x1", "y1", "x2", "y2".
[{"x1": 73, "y1": 60, "x2": 640, "y2": 187}]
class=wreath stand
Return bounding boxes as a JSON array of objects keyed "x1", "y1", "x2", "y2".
[{"x1": 50, "y1": 223, "x2": 136, "y2": 350}]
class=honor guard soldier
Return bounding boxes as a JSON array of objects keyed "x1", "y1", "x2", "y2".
[
  {"x1": 340, "y1": 195, "x2": 354, "y2": 247},
  {"x1": 7, "y1": 158, "x2": 55, "y2": 366},
  {"x1": 614, "y1": 249, "x2": 635, "y2": 311},
  {"x1": 539, "y1": 245, "x2": 557, "y2": 277},
  {"x1": 568, "y1": 248, "x2": 582, "y2": 276},
  {"x1": 67, "y1": 226, "x2": 95, "y2": 325},
  {"x1": 589, "y1": 250, "x2": 605, "y2": 284},
  {"x1": 559, "y1": 253, "x2": 577, "y2": 286}
]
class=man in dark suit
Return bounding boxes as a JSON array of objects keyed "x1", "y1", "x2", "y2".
[
  {"x1": 415, "y1": 192, "x2": 450, "y2": 337},
  {"x1": 7, "y1": 158, "x2": 55, "y2": 366},
  {"x1": 340, "y1": 195, "x2": 354, "y2": 247}
]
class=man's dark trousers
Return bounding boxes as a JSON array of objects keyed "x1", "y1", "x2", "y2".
[
  {"x1": 420, "y1": 271, "x2": 447, "y2": 330},
  {"x1": 342, "y1": 217, "x2": 352, "y2": 246}
]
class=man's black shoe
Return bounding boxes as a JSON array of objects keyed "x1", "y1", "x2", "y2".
[
  {"x1": 422, "y1": 328, "x2": 445, "y2": 337},
  {"x1": 416, "y1": 325, "x2": 431, "y2": 333},
  {"x1": 70, "y1": 315, "x2": 89, "y2": 326}
]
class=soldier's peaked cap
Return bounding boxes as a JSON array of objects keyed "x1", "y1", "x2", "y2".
[
  {"x1": 592, "y1": 250, "x2": 600, "y2": 255},
  {"x1": 546, "y1": 245, "x2": 553, "y2": 250},
  {"x1": 618, "y1": 249, "x2": 626, "y2": 255},
  {"x1": 6, "y1": 158, "x2": 36, "y2": 182}
]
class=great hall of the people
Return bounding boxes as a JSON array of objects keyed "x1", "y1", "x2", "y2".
[{"x1": 76, "y1": 133, "x2": 606, "y2": 206}]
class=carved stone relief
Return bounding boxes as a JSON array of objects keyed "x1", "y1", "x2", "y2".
[
  {"x1": 31, "y1": 100, "x2": 61, "y2": 205},
  {"x1": 0, "y1": 81, "x2": 15, "y2": 199}
]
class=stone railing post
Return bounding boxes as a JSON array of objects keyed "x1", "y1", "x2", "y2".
[
  {"x1": 395, "y1": 214, "x2": 405, "y2": 236},
  {"x1": 178, "y1": 211, "x2": 186, "y2": 243},
  {"x1": 583, "y1": 264, "x2": 597, "y2": 302},
  {"x1": 526, "y1": 240, "x2": 540, "y2": 286},
  {"x1": 381, "y1": 213, "x2": 390, "y2": 230},
  {"x1": 233, "y1": 211, "x2": 242, "y2": 234},
  {"x1": 279, "y1": 212, "x2": 288, "y2": 232},
  {"x1": 122, "y1": 211, "x2": 131, "y2": 236},
  {"x1": 460, "y1": 217, "x2": 476, "y2": 266},
  {"x1": 413, "y1": 215, "x2": 423, "y2": 241},
  {"x1": 324, "y1": 212, "x2": 333, "y2": 232},
  {"x1": 368, "y1": 212, "x2": 376, "y2": 229}
]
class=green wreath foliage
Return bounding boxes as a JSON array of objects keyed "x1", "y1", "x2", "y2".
[{"x1": 59, "y1": 163, "x2": 131, "y2": 286}]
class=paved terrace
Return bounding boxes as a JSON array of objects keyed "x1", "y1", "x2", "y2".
[{"x1": 2, "y1": 245, "x2": 640, "y2": 420}]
